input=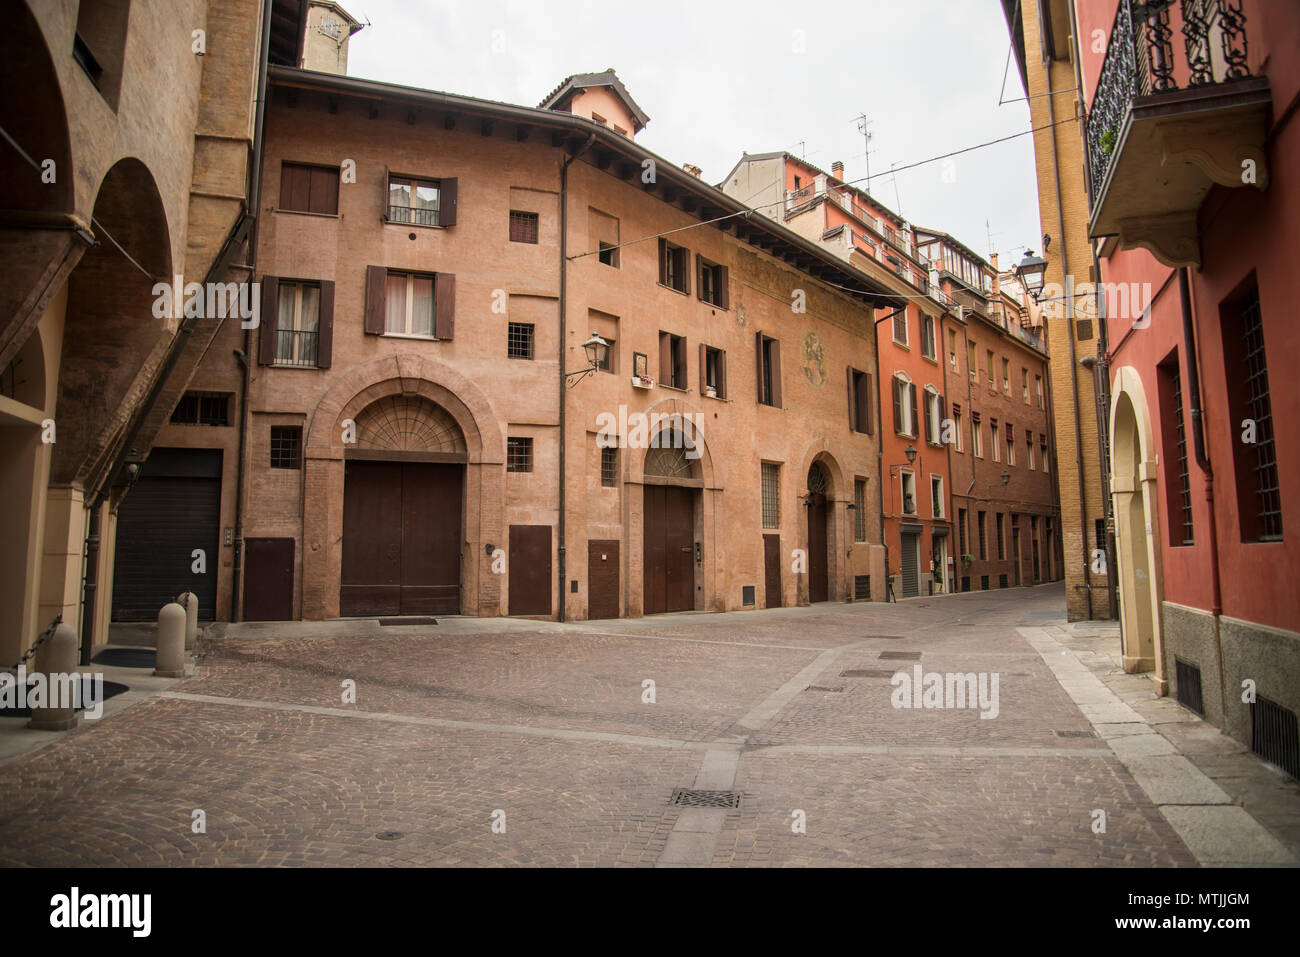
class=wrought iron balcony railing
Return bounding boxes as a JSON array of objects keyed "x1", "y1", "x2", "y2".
[
  {"x1": 272, "y1": 329, "x2": 319, "y2": 368},
  {"x1": 387, "y1": 204, "x2": 440, "y2": 227},
  {"x1": 1087, "y1": 0, "x2": 1253, "y2": 206}
]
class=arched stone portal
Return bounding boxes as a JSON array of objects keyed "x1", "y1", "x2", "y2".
[
  {"x1": 640, "y1": 424, "x2": 704, "y2": 616},
  {"x1": 299, "y1": 354, "x2": 504, "y2": 620},
  {"x1": 797, "y1": 442, "x2": 848, "y2": 605},
  {"x1": 1110, "y1": 366, "x2": 1163, "y2": 677}
]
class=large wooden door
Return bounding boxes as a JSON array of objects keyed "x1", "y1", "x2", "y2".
[
  {"x1": 643, "y1": 485, "x2": 695, "y2": 614},
  {"x1": 508, "y1": 525, "x2": 552, "y2": 616},
  {"x1": 341, "y1": 461, "x2": 461, "y2": 617},
  {"x1": 588, "y1": 539, "x2": 620, "y2": 620},
  {"x1": 243, "y1": 538, "x2": 295, "y2": 621},
  {"x1": 763, "y1": 533, "x2": 782, "y2": 608},
  {"x1": 807, "y1": 493, "x2": 829, "y2": 603}
]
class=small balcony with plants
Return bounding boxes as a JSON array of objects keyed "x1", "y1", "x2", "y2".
[{"x1": 1086, "y1": 0, "x2": 1270, "y2": 267}]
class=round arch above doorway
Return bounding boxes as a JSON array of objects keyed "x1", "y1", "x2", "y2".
[{"x1": 351, "y1": 394, "x2": 466, "y2": 453}]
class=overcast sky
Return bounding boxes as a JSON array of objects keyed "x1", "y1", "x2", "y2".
[{"x1": 345, "y1": 0, "x2": 1041, "y2": 264}]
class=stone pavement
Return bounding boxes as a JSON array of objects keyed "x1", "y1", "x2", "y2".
[{"x1": 0, "y1": 583, "x2": 1296, "y2": 867}]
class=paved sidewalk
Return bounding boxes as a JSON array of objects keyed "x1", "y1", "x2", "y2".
[{"x1": 0, "y1": 584, "x2": 1294, "y2": 867}]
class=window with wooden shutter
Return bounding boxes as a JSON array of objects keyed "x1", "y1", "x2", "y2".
[
  {"x1": 258, "y1": 276, "x2": 278, "y2": 365},
  {"x1": 387, "y1": 174, "x2": 441, "y2": 226},
  {"x1": 697, "y1": 256, "x2": 728, "y2": 308},
  {"x1": 434, "y1": 272, "x2": 455, "y2": 340},
  {"x1": 364, "y1": 265, "x2": 386, "y2": 335},
  {"x1": 701, "y1": 345, "x2": 726, "y2": 398},
  {"x1": 848, "y1": 367, "x2": 871, "y2": 434},
  {"x1": 659, "y1": 239, "x2": 689, "y2": 294},
  {"x1": 756, "y1": 334, "x2": 781, "y2": 407},
  {"x1": 280, "y1": 162, "x2": 338, "y2": 215},
  {"x1": 658, "y1": 332, "x2": 686, "y2": 389}
]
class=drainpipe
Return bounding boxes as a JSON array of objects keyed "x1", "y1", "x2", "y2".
[
  {"x1": 231, "y1": 0, "x2": 275, "y2": 623},
  {"x1": 1090, "y1": 251, "x2": 1118, "y2": 622},
  {"x1": 1180, "y1": 267, "x2": 1225, "y2": 716},
  {"x1": 873, "y1": 304, "x2": 906, "y2": 600},
  {"x1": 556, "y1": 133, "x2": 596, "y2": 623},
  {"x1": 1043, "y1": 32, "x2": 1094, "y2": 619}
]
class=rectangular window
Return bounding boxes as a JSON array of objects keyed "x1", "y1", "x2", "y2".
[
  {"x1": 931, "y1": 475, "x2": 944, "y2": 518},
  {"x1": 996, "y1": 513, "x2": 1005, "y2": 559},
  {"x1": 757, "y1": 334, "x2": 782, "y2": 407},
  {"x1": 925, "y1": 390, "x2": 943, "y2": 446},
  {"x1": 279, "y1": 162, "x2": 338, "y2": 215},
  {"x1": 893, "y1": 377, "x2": 917, "y2": 437},
  {"x1": 1002, "y1": 358, "x2": 1011, "y2": 395},
  {"x1": 1006, "y1": 423, "x2": 1015, "y2": 466},
  {"x1": 1022, "y1": 368, "x2": 1029, "y2": 403},
  {"x1": 854, "y1": 479, "x2": 867, "y2": 541},
  {"x1": 953, "y1": 406, "x2": 964, "y2": 452},
  {"x1": 659, "y1": 239, "x2": 689, "y2": 294},
  {"x1": 598, "y1": 242, "x2": 618, "y2": 267},
  {"x1": 967, "y1": 341, "x2": 977, "y2": 381},
  {"x1": 506, "y1": 437, "x2": 533, "y2": 472},
  {"x1": 977, "y1": 511, "x2": 987, "y2": 559},
  {"x1": 384, "y1": 271, "x2": 435, "y2": 337},
  {"x1": 893, "y1": 309, "x2": 909, "y2": 346},
  {"x1": 509, "y1": 210, "x2": 539, "y2": 244},
  {"x1": 703, "y1": 346, "x2": 726, "y2": 398},
  {"x1": 697, "y1": 257, "x2": 728, "y2": 308},
  {"x1": 972, "y1": 413, "x2": 983, "y2": 458},
  {"x1": 270, "y1": 425, "x2": 301, "y2": 470},
  {"x1": 849, "y1": 368, "x2": 872, "y2": 434},
  {"x1": 958, "y1": 508, "x2": 968, "y2": 558},
  {"x1": 1158, "y1": 352, "x2": 1194, "y2": 546},
  {"x1": 1028, "y1": 437, "x2": 1035, "y2": 470},
  {"x1": 1036, "y1": 375, "x2": 1044, "y2": 409},
  {"x1": 387, "y1": 175, "x2": 440, "y2": 226},
  {"x1": 507, "y1": 322, "x2": 534, "y2": 360},
  {"x1": 274, "y1": 280, "x2": 321, "y2": 366},
  {"x1": 1041, "y1": 438, "x2": 1050, "y2": 474},
  {"x1": 921, "y1": 315, "x2": 936, "y2": 360},
  {"x1": 1222, "y1": 287, "x2": 1281, "y2": 542},
  {"x1": 600, "y1": 446, "x2": 617, "y2": 488},
  {"x1": 597, "y1": 338, "x2": 615, "y2": 373},
  {"x1": 761, "y1": 463, "x2": 780, "y2": 529},
  {"x1": 991, "y1": 419, "x2": 1000, "y2": 462},
  {"x1": 987, "y1": 349, "x2": 995, "y2": 387},
  {"x1": 659, "y1": 331, "x2": 687, "y2": 389},
  {"x1": 901, "y1": 471, "x2": 917, "y2": 515},
  {"x1": 171, "y1": 392, "x2": 230, "y2": 426},
  {"x1": 947, "y1": 329, "x2": 958, "y2": 368}
]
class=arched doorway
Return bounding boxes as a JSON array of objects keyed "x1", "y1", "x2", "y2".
[
  {"x1": 642, "y1": 431, "x2": 699, "y2": 614},
  {"x1": 340, "y1": 394, "x2": 466, "y2": 616},
  {"x1": 806, "y1": 461, "x2": 831, "y2": 603},
  {"x1": 1111, "y1": 369, "x2": 1161, "y2": 674}
]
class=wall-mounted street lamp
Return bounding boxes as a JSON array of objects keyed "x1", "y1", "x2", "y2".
[
  {"x1": 1014, "y1": 249, "x2": 1048, "y2": 303},
  {"x1": 564, "y1": 333, "x2": 610, "y2": 387},
  {"x1": 904, "y1": 444, "x2": 918, "y2": 465},
  {"x1": 1000, "y1": 469, "x2": 1010, "y2": 486}
]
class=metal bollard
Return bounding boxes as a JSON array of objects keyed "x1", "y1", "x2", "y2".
[
  {"x1": 27, "y1": 623, "x2": 81, "y2": 731},
  {"x1": 154, "y1": 602, "x2": 187, "y2": 678},
  {"x1": 177, "y1": 592, "x2": 199, "y2": 650}
]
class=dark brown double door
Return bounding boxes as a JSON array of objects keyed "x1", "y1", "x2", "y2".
[
  {"x1": 643, "y1": 485, "x2": 695, "y2": 614},
  {"x1": 807, "y1": 491, "x2": 830, "y2": 603},
  {"x1": 341, "y1": 460, "x2": 462, "y2": 616}
]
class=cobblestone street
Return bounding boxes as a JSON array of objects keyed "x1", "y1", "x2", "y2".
[{"x1": 1, "y1": 584, "x2": 1296, "y2": 867}]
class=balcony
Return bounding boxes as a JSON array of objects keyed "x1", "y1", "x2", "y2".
[{"x1": 1086, "y1": 0, "x2": 1270, "y2": 268}]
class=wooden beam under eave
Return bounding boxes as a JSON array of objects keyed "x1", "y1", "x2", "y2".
[
  {"x1": 551, "y1": 131, "x2": 567, "y2": 147},
  {"x1": 443, "y1": 114, "x2": 455, "y2": 130},
  {"x1": 596, "y1": 152, "x2": 612, "y2": 171},
  {"x1": 663, "y1": 187, "x2": 678, "y2": 203},
  {"x1": 515, "y1": 125, "x2": 530, "y2": 142},
  {"x1": 480, "y1": 118, "x2": 494, "y2": 136},
  {"x1": 681, "y1": 197, "x2": 698, "y2": 213},
  {"x1": 618, "y1": 163, "x2": 637, "y2": 180}
]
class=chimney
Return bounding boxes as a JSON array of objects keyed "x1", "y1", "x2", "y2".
[
  {"x1": 683, "y1": 163, "x2": 703, "y2": 179},
  {"x1": 831, "y1": 160, "x2": 844, "y2": 179}
]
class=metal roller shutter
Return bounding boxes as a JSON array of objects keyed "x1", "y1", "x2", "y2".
[{"x1": 111, "y1": 449, "x2": 222, "y2": 621}]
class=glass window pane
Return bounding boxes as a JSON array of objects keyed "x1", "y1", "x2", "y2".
[
  {"x1": 299, "y1": 285, "x2": 320, "y2": 332},
  {"x1": 386, "y1": 274, "x2": 407, "y2": 333},
  {"x1": 415, "y1": 184, "x2": 439, "y2": 211},
  {"x1": 277, "y1": 284, "x2": 296, "y2": 333},
  {"x1": 411, "y1": 277, "x2": 434, "y2": 336},
  {"x1": 389, "y1": 180, "x2": 411, "y2": 207}
]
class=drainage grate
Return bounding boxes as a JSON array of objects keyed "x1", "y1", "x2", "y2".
[
  {"x1": 375, "y1": 831, "x2": 405, "y2": 840},
  {"x1": 379, "y1": 617, "x2": 438, "y2": 626},
  {"x1": 671, "y1": 789, "x2": 741, "y2": 809},
  {"x1": 841, "y1": 669, "x2": 895, "y2": 678},
  {"x1": 805, "y1": 684, "x2": 845, "y2": 693},
  {"x1": 1174, "y1": 657, "x2": 1204, "y2": 716},
  {"x1": 1251, "y1": 695, "x2": 1299, "y2": 781},
  {"x1": 878, "y1": 651, "x2": 922, "y2": 660},
  {"x1": 1054, "y1": 730, "x2": 1096, "y2": 738}
]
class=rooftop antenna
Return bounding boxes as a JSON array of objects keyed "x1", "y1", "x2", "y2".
[{"x1": 854, "y1": 114, "x2": 876, "y2": 191}]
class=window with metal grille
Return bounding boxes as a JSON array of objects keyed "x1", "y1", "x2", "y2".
[
  {"x1": 509, "y1": 210, "x2": 539, "y2": 244},
  {"x1": 998, "y1": 573, "x2": 1008, "y2": 588},
  {"x1": 854, "y1": 575, "x2": 871, "y2": 600},
  {"x1": 996, "y1": 513, "x2": 1005, "y2": 559},
  {"x1": 1174, "y1": 658, "x2": 1204, "y2": 716},
  {"x1": 507, "y1": 322, "x2": 534, "y2": 360},
  {"x1": 980, "y1": 575, "x2": 989, "y2": 590},
  {"x1": 274, "y1": 281, "x2": 321, "y2": 366},
  {"x1": 270, "y1": 425, "x2": 301, "y2": 470},
  {"x1": 854, "y1": 478, "x2": 867, "y2": 541},
  {"x1": 171, "y1": 392, "x2": 230, "y2": 426},
  {"x1": 761, "y1": 463, "x2": 780, "y2": 529},
  {"x1": 977, "y1": 511, "x2": 987, "y2": 559},
  {"x1": 507, "y1": 437, "x2": 533, "y2": 472},
  {"x1": 600, "y1": 446, "x2": 617, "y2": 487},
  {"x1": 957, "y1": 508, "x2": 968, "y2": 559},
  {"x1": 1159, "y1": 352, "x2": 1194, "y2": 546},
  {"x1": 1251, "y1": 695, "x2": 1299, "y2": 781},
  {"x1": 1223, "y1": 288, "x2": 1281, "y2": 542}
]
